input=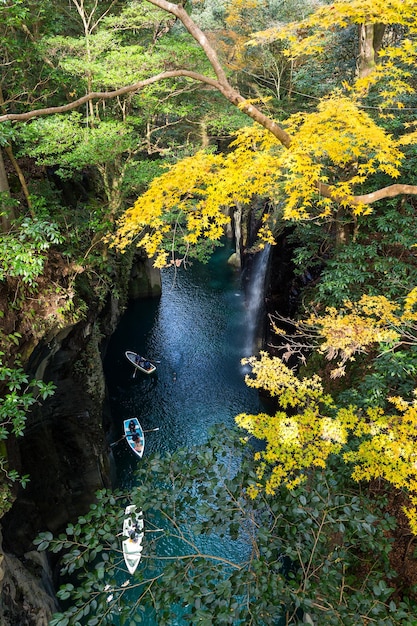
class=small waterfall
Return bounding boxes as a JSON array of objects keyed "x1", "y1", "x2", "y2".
[{"x1": 243, "y1": 245, "x2": 271, "y2": 357}]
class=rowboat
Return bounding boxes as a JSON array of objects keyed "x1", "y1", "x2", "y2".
[
  {"x1": 125, "y1": 350, "x2": 157, "y2": 375},
  {"x1": 123, "y1": 418, "x2": 145, "y2": 459},
  {"x1": 122, "y1": 504, "x2": 144, "y2": 574}
]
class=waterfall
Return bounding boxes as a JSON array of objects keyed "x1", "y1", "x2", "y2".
[{"x1": 243, "y1": 244, "x2": 271, "y2": 357}]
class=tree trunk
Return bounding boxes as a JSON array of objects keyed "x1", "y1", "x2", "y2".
[
  {"x1": 334, "y1": 206, "x2": 353, "y2": 247},
  {"x1": 4, "y1": 146, "x2": 34, "y2": 215},
  {"x1": 0, "y1": 148, "x2": 14, "y2": 231},
  {"x1": 233, "y1": 204, "x2": 243, "y2": 268},
  {"x1": 358, "y1": 23, "x2": 386, "y2": 78},
  {"x1": 0, "y1": 86, "x2": 32, "y2": 215}
]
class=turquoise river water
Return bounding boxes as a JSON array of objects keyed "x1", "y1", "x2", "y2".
[{"x1": 103, "y1": 243, "x2": 265, "y2": 623}]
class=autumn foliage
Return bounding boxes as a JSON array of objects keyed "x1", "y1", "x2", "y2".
[
  {"x1": 113, "y1": 95, "x2": 407, "y2": 266},
  {"x1": 236, "y1": 351, "x2": 417, "y2": 534}
]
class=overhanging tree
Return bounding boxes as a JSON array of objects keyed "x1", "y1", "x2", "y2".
[{"x1": 1, "y1": 0, "x2": 417, "y2": 266}]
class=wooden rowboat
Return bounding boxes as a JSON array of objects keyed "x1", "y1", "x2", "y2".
[
  {"x1": 122, "y1": 504, "x2": 144, "y2": 575},
  {"x1": 125, "y1": 350, "x2": 157, "y2": 375},
  {"x1": 123, "y1": 418, "x2": 145, "y2": 459}
]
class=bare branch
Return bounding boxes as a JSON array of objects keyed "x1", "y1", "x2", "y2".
[
  {"x1": 146, "y1": 0, "x2": 292, "y2": 147},
  {"x1": 318, "y1": 181, "x2": 417, "y2": 206},
  {"x1": 350, "y1": 183, "x2": 417, "y2": 205},
  {"x1": 0, "y1": 71, "x2": 222, "y2": 123}
]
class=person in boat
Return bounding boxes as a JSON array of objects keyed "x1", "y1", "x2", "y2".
[
  {"x1": 132, "y1": 433, "x2": 143, "y2": 453},
  {"x1": 129, "y1": 420, "x2": 136, "y2": 434},
  {"x1": 129, "y1": 529, "x2": 138, "y2": 542},
  {"x1": 134, "y1": 354, "x2": 146, "y2": 367},
  {"x1": 135, "y1": 355, "x2": 146, "y2": 368},
  {"x1": 144, "y1": 360, "x2": 151, "y2": 370}
]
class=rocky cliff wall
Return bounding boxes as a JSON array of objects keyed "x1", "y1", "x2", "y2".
[
  {"x1": 0, "y1": 528, "x2": 59, "y2": 626},
  {"x1": 0, "y1": 255, "x2": 161, "y2": 626}
]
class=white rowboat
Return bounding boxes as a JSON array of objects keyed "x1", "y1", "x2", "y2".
[
  {"x1": 122, "y1": 505, "x2": 144, "y2": 575},
  {"x1": 125, "y1": 350, "x2": 157, "y2": 375}
]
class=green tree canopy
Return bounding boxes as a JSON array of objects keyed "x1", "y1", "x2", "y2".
[{"x1": 36, "y1": 428, "x2": 416, "y2": 625}]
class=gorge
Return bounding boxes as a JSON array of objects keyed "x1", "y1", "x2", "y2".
[
  {"x1": 0, "y1": 228, "x2": 287, "y2": 625},
  {"x1": 1, "y1": 1, "x2": 417, "y2": 623}
]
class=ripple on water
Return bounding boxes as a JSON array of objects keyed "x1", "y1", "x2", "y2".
[{"x1": 104, "y1": 245, "x2": 264, "y2": 623}]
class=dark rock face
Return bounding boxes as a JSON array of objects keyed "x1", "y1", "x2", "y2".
[
  {"x1": 129, "y1": 256, "x2": 162, "y2": 299},
  {"x1": 0, "y1": 255, "x2": 162, "y2": 625},
  {"x1": 0, "y1": 320, "x2": 111, "y2": 624},
  {"x1": 265, "y1": 230, "x2": 297, "y2": 319},
  {"x1": 2, "y1": 319, "x2": 111, "y2": 558},
  {"x1": 0, "y1": 323, "x2": 111, "y2": 623},
  {"x1": 0, "y1": 536, "x2": 59, "y2": 626}
]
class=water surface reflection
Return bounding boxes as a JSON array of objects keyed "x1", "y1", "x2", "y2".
[{"x1": 105, "y1": 246, "x2": 262, "y2": 484}]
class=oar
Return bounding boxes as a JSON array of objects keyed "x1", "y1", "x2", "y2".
[
  {"x1": 132, "y1": 358, "x2": 160, "y2": 378},
  {"x1": 127, "y1": 427, "x2": 160, "y2": 435},
  {"x1": 110, "y1": 428, "x2": 160, "y2": 447},
  {"x1": 110, "y1": 435, "x2": 126, "y2": 448},
  {"x1": 131, "y1": 354, "x2": 141, "y2": 378},
  {"x1": 117, "y1": 528, "x2": 164, "y2": 536}
]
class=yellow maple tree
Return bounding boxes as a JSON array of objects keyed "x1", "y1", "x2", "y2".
[
  {"x1": 345, "y1": 393, "x2": 417, "y2": 534},
  {"x1": 236, "y1": 351, "x2": 417, "y2": 534},
  {"x1": 267, "y1": 290, "x2": 417, "y2": 377},
  {"x1": 236, "y1": 352, "x2": 347, "y2": 494},
  {"x1": 107, "y1": 0, "x2": 417, "y2": 264},
  {"x1": 112, "y1": 91, "x2": 406, "y2": 265},
  {"x1": 249, "y1": 0, "x2": 417, "y2": 104}
]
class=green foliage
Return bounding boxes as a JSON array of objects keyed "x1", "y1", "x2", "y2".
[
  {"x1": 201, "y1": 106, "x2": 250, "y2": 137},
  {"x1": 0, "y1": 354, "x2": 55, "y2": 515},
  {"x1": 0, "y1": 122, "x2": 15, "y2": 147},
  {"x1": 287, "y1": 221, "x2": 330, "y2": 277},
  {"x1": 0, "y1": 217, "x2": 63, "y2": 287},
  {"x1": 35, "y1": 429, "x2": 416, "y2": 625},
  {"x1": 122, "y1": 159, "x2": 165, "y2": 195},
  {"x1": 190, "y1": 0, "x2": 227, "y2": 31},
  {"x1": 337, "y1": 347, "x2": 417, "y2": 411},
  {"x1": 314, "y1": 199, "x2": 417, "y2": 307},
  {"x1": 0, "y1": 1, "x2": 72, "y2": 111},
  {"x1": 0, "y1": 356, "x2": 55, "y2": 439},
  {"x1": 18, "y1": 114, "x2": 136, "y2": 179},
  {"x1": 291, "y1": 23, "x2": 358, "y2": 100}
]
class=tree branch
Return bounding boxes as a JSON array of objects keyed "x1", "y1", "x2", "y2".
[
  {"x1": 0, "y1": 71, "x2": 219, "y2": 123},
  {"x1": 351, "y1": 183, "x2": 417, "y2": 204},
  {"x1": 146, "y1": 0, "x2": 292, "y2": 147},
  {"x1": 318, "y1": 181, "x2": 417, "y2": 206}
]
